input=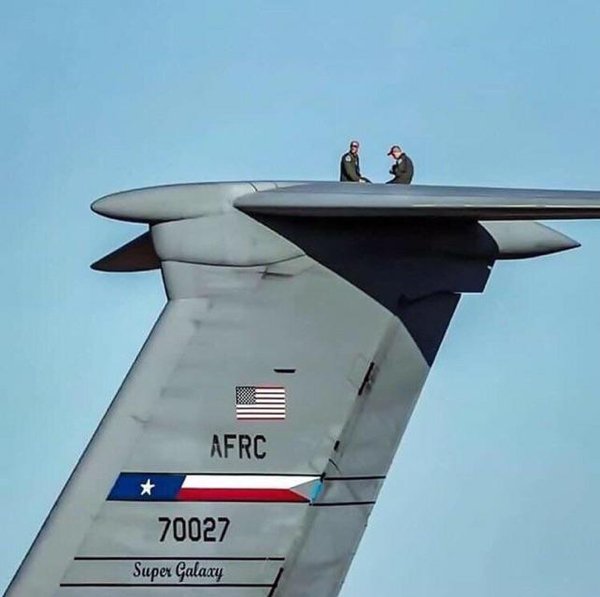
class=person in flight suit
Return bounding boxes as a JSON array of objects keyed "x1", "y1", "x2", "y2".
[
  {"x1": 340, "y1": 140, "x2": 370, "y2": 182},
  {"x1": 386, "y1": 145, "x2": 414, "y2": 184}
]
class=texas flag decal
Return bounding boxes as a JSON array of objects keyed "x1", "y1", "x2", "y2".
[{"x1": 108, "y1": 473, "x2": 322, "y2": 503}]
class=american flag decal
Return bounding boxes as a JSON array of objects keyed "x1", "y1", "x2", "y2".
[{"x1": 235, "y1": 386, "x2": 286, "y2": 420}]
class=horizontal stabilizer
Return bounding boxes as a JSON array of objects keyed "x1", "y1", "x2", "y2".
[
  {"x1": 91, "y1": 232, "x2": 160, "y2": 272},
  {"x1": 92, "y1": 181, "x2": 600, "y2": 223},
  {"x1": 235, "y1": 182, "x2": 600, "y2": 219}
]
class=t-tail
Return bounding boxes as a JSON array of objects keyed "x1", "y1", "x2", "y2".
[{"x1": 7, "y1": 181, "x2": 600, "y2": 596}]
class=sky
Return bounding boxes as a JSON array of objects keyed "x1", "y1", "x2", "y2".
[{"x1": 1, "y1": 1, "x2": 600, "y2": 595}]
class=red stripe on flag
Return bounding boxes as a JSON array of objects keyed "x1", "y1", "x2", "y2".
[
  {"x1": 234, "y1": 417, "x2": 286, "y2": 421},
  {"x1": 176, "y1": 488, "x2": 307, "y2": 502}
]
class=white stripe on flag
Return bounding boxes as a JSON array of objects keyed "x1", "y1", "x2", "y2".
[
  {"x1": 181, "y1": 475, "x2": 318, "y2": 490},
  {"x1": 237, "y1": 411, "x2": 285, "y2": 414},
  {"x1": 237, "y1": 415, "x2": 286, "y2": 419}
]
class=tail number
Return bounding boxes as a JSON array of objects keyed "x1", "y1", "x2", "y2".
[{"x1": 158, "y1": 517, "x2": 230, "y2": 543}]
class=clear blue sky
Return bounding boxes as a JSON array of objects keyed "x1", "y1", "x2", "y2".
[{"x1": 2, "y1": 1, "x2": 600, "y2": 595}]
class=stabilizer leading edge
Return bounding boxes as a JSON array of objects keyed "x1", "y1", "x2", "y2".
[{"x1": 8, "y1": 182, "x2": 597, "y2": 596}]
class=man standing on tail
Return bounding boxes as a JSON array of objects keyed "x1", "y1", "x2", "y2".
[
  {"x1": 340, "y1": 140, "x2": 370, "y2": 182},
  {"x1": 386, "y1": 145, "x2": 414, "y2": 184}
]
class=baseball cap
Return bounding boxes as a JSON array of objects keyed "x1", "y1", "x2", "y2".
[{"x1": 387, "y1": 145, "x2": 401, "y2": 155}]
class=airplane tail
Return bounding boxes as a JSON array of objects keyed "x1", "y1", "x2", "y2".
[{"x1": 7, "y1": 181, "x2": 597, "y2": 596}]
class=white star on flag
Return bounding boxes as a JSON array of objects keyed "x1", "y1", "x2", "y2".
[{"x1": 140, "y1": 478, "x2": 155, "y2": 496}]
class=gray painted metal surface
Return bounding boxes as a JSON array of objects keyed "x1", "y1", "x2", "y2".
[
  {"x1": 7, "y1": 181, "x2": 600, "y2": 596},
  {"x1": 92, "y1": 181, "x2": 600, "y2": 222},
  {"x1": 236, "y1": 182, "x2": 600, "y2": 219}
]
